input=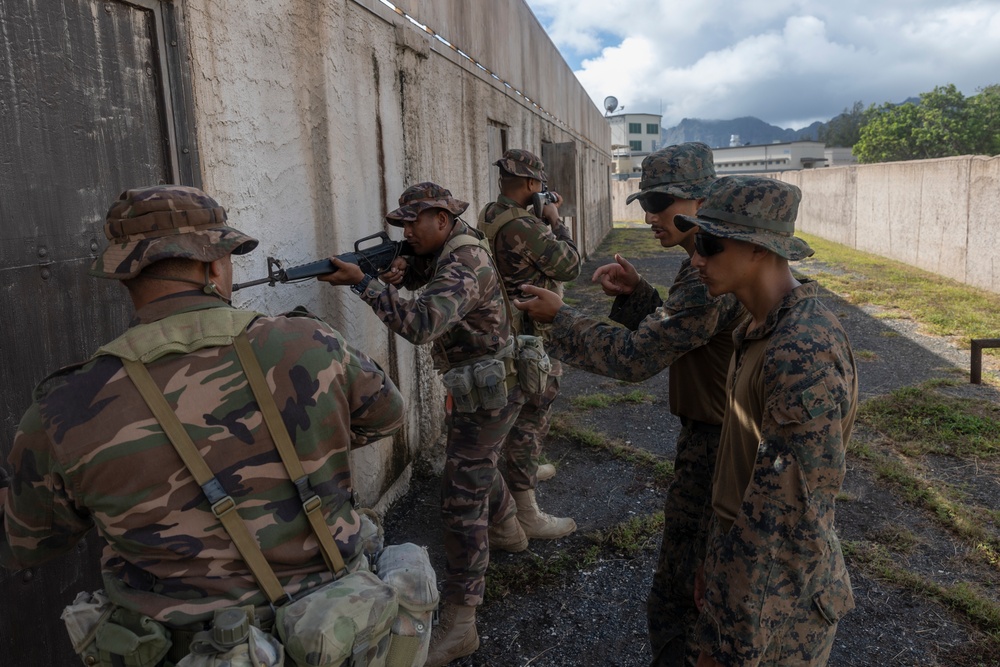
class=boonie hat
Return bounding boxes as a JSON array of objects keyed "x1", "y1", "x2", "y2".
[
  {"x1": 90, "y1": 185, "x2": 258, "y2": 280},
  {"x1": 625, "y1": 142, "x2": 716, "y2": 205},
  {"x1": 494, "y1": 149, "x2": 547, "y2": 182},
  {"x1": 385, "y1": 182, "x2": 469, "y2": 227},
  {"x1": 674, "y1": 175, "x2": 814, "y2": 261}
]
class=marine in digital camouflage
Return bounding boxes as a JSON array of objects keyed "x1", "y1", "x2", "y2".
[
  {"x1": 90, "y1": 185, "x2": 258, "y2": 280},
  {"x1": 693, "y1": 281, "x2": 857, "y2": 666},
  {"x1": 354, "y1": 185, "x2": 522, "y2": 607},
  {"x1": 1, "y1": 295, "x2": 405, "y2": 627},
  {"x1": 541, "y1": 142, "x2": 746, "y2": 666},
  {"x1": 682, "y1": 175, "x2": 857, "y2": 665},
  {"x1": 625, "y1": 142, "x2": 716, "y2": 205}
]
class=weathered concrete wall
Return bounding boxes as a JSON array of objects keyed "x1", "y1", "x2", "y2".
[
  {"x1": 777, "y1": 155, "x2": 1000, "y2": 295},
  {"x1": 180, "y1": 0, "x2": 611, "y2": 506},
  {"x1": 612, "y1": 176, "x2": 645, "y2": 222}
]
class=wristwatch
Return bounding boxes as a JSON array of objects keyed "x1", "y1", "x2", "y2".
[{"x1": 351, "y1": 274, "x2": 374, "y2": 295}]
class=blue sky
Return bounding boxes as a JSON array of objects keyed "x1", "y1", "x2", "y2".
[{"x1": 524, "y1": 0, "x2": 1000, "y2": 130}]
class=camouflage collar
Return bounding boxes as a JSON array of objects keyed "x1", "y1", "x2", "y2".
[
  {"x1": 132, "y1": 293, "x2": 235, "y2": 326},
  {"x1": 736, "y1": 280, "x2": 819, "y2": 342}
]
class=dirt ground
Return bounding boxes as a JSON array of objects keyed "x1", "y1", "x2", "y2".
[{"x1": 382, "y1": 228, "x2": 1000, "y2": 667}]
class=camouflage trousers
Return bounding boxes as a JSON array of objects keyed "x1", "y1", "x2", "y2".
[
  {"x1": 647, "y1": 421, "x2": 721, "y2": 667},
  {"x1": 502, "y1": 363, "x2": 561, "y2": 492},
  {"x1": 441, "y1": 388, "x2": 524, "y2": 607}
]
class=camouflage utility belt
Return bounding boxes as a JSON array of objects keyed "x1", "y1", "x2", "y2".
[
  {"x1": 61, "y1": 543, "x2": 438, "y2": 667},
  {"x1": 442, "y1": 340, "x2": 519, "y2": 413}
]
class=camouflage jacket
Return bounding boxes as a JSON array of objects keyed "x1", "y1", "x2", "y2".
[
  {"x1": 479, "y1": 195, "x2": 581, "y2": 337},
  {"x1": 357, "y1": 219, "x2": 510, "y2": 370},
  {"x1": 546, "y1": 259, "x2": 744, "y2": 422},
  {"x1": 1, "y1": 293, "x2": 404, "y2": 626},
  {"x1": 696, "y1": 280, "x2": 858, "y2": 665}
]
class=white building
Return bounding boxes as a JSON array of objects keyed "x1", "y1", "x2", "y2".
[
  {"x1": 607, "y1": 112, "x2": 662, "y2": 175},
  {"x1": 713, "y1": 141, "x2": 856, "y2": 174}
]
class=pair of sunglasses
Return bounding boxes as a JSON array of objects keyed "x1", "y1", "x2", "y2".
[
  {"x1": 694, "y1": 232, "x2": 725, "y2": 257},
  {"x1": 638, "y1": 193, "x2": 675, "y2": 214}
]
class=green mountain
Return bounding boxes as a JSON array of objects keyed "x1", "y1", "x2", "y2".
[{"x1": 661, "y1": 116, "x2": 824, "y2": 148}]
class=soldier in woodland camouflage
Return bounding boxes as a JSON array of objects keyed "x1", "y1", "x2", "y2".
[
  {"x1": 319, "y1": 182, "x2": 524, "y2": 667},
  {"x1": 677, "y1": 176, "x2": 857, "y2": 666},
  {"x1": 516, "y1": 143, "x2": 745, "y2": 667},
  {"x1": 478, "y1": 148, "x2": 580, "y2": 544},
  {"x1": 1, "y1": 187, "x2": 405, "y2": 647}
]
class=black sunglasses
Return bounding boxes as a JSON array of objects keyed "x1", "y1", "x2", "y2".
[
  {"x1": 694, "y1": 232, "x2": 726, "y2": 257},
  {"x1": 638, "y1": 193, "x2": 675, "y2": 214}
]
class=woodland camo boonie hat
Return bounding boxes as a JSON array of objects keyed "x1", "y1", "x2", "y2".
[
  {"x1": 90, "y1": 185, "x2": 258, "y2": 280},
  {"x1": 674, "y1": 175, "x2": 814, "y2": 261},
  {"x1": 385, "y1": 182, "x2": 470, "y2": 227},
  {"x1": 495, "y1": 149, "x2": 547, "y2": 181},
  {"x1": 625, "y1": 142, "x2": 716, "y2": 205}
]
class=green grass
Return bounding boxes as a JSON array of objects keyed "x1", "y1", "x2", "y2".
[
  {"x1": 550, "y1": 418, "x2": 674, "y2": 484},
  {"x1": 570, "y1": 390, "x2": 655, "y2": 410},
  {"x1": 798, "y1": 232, "x2": 1000, "y2": 353},
  {"x1": 860, "y1": 384, "x2": 1000, "y2": 458},
  {"x1": 594, "y1": 227, "x2": 674, "y2": 259}
]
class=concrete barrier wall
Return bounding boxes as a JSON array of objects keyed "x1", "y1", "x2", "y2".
[
  {"x1": 777, "y1": 156, "x2": 1000, "y2": 295},
  {"x1": 612, "y1": 157, "x2": 1000, "y2": 295},
  {"x1": 182, "y1": 0, "x2": 612, "y2": 505}
]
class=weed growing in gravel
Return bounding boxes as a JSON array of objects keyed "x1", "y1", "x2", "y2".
[
  {"x1": 550, "y1": 418, "x2": 674, "y2": 484},
  {"x1": 570, "y1": 390, "x2": 655, "y2": 410},
  {"x1": 591, "y1": 512, "x2": 664, "y2": 557}
]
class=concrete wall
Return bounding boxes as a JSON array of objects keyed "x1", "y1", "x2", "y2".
[
  {"x1": 612, "y1": 177, "x2": 644, "y2": 222},
  {"x1": 777, "y1": 155, "x2": 1000, "y2": 295},
  {"x1": 180, "y1": 0, "x2": 611, "y2": 506}
]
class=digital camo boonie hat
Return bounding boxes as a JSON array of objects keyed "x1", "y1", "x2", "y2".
[
  {"x1": 674, "y1": 175, "x2": 814, "y2": 261},
  {"x1": 385, "y1": 182, "x2": 470, "y2": 227},
  {"x1": 494, "y1": 148, "x2": 547, "y2": 182},
  {"x1": 90, "y1": 185, "x2": 258, "y2": 280},
  {"x1": 625, "y1": 142, "x2": 716, "y2": 205}
]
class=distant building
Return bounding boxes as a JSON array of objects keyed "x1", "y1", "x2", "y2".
[
  {"x1": 712, "y1": 140, "x2": 855, "y2": 174},
  {"x1": 607, "y1": 112, "x2": 662, "y2": 176}
]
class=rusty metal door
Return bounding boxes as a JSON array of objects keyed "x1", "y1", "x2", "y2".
[{"x1": 0, "y1": 1, "x2": 196, "y2": 663}]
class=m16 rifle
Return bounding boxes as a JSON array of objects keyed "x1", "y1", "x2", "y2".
[{"x1": 232, "y1": 231, "x2": 413, "y2": 291}]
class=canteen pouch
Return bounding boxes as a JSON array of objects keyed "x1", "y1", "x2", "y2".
[
  {"x1": 374, "y1": 544, "x2": 439, "y2": 667},
  {"x1": 442, "y1": 364, "x2": 477, "y2": 413},
  {"x1": 472, "y1": 358, "x2": 508, "y2": 411},
  {"x1": 276, "y1": 569, "x2": 398, "y2": 667},
  {"x1": 62, "y1": 589, "x2": 116, "y2": 667},
  {"x1": 177, "y1": 608, "x2": 283, "y2": 667},
  {"x1": 90, "y1": 606, "x2": 172, "y2": 667},
  {"x1": 515, "y1": 335, "x2": 551, "y2": 397}
]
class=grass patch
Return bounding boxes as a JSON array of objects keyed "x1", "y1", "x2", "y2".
[
  {"x1": 860, "y1": 384, "x2": 1000, "y2": 458},
  {"x1": 570, "y1": 390, "x2": 655, "y2": 410},
  {"x1": 798, "y1": 232, "x2": 1000, "y2": 353},
  {"x1": 551, "y1": 418, "x2": 674, "y2": 484},
  {"x1": 594, "y1": 228, "x2": 673, "y2": 259},
  {"x1": 865, "y1": 524, "x2": 919, "y2": 555},
  {"x1": 856, "y1": 349, "x2": 878, "y2": 362},
  {"x1": 844, "y1": 540, "x2": 1000, "y2": 636},
  {"x1": 485, "y1": 544, "x2": 601, "y2": 600},
  {"x1": 591, "y1": 512, "x2": 664, "y2": 557}
]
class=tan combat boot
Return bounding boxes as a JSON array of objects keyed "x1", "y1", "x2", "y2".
[
  {"x1": 424, "y1": 602, "x2": 479, "y2": 666},
  {"x1": 513, "y1": 489, "x2": 576, "y2": 539},
  {"x1": 536, "y1": 463, "x2": 556, "y2": 481},
  {"x1": 488, "y1": 515, "x2": 528, "y2": 553}
]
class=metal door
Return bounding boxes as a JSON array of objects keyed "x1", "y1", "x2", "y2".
[{"x1": 0, "y1": 1, "x2": 196, "y2": 663}]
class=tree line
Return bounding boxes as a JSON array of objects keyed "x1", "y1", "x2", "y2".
[{"x1": 818, "y1": 84, "x2": 1000, "y2": 163}]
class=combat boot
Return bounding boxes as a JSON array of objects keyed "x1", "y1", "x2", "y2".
[
  {"x1": 513, "y1": 489, "x2": 576, "y2": 539},
  {"x1": 488, "y1": 515, "x2": 528, "y2": 553},
  {"x1": 425, "y1": 603, "x2": 479, "y2": 667},
  {"x1": 536, "y1": 463, "x2": 556, "y2": 481}
]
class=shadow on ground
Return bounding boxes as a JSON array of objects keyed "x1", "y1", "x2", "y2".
[{"x1": 384, "y1": 229, "x2": 1000, "y2": 666}]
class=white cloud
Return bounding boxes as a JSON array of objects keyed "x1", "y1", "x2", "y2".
[{"x1": 526, "y1": 0, "x2": 1000, "y2": 128}]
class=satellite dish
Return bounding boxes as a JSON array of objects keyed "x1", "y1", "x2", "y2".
[{"x1": 603, "y1": 96, "x2": 619, "y2": 115}]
